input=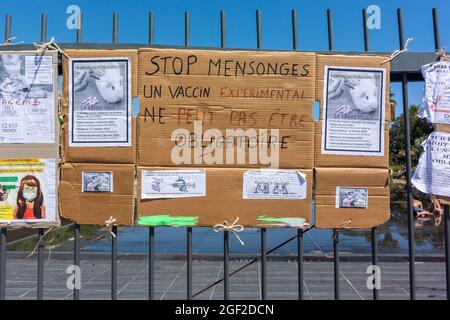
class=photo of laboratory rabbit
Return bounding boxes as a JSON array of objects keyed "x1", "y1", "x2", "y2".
[
  {"x1": 337, "y1": 187, "x2": 368, "y2": 209},
  {"x1": 72, "y1": 59, "x2": 127, "y2": 110},
  {"x1": 82, "y1": 172, "x2": 113, "y2": 192},
  {"x1": 0, "y1": 54, "x2": 53, "y2": 99},
  {"x1": 326, "y1": 68, "x2": 383, "y2": 121}
]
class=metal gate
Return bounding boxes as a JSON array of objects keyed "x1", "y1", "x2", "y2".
[{"x1": 0, "y1": 7, "x2": 449, "y2": 301}]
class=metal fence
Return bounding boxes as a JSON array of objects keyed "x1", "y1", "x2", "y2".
[{"x1": 0, "y1": 7, "x2": 449, "y2": 301}]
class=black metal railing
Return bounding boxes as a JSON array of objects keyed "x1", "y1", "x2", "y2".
[{"x1": 0, "y1": 7, "x2": 449, "y2": 301}]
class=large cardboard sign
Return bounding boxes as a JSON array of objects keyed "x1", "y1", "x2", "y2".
[
  {"x1": 0, "y1": 159, "x2": 59, "y2": 228},
  {"x1": 137, "y1": 48, "x2": 316, "y2": 169}
]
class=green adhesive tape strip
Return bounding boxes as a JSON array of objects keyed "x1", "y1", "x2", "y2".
[
  {"x1": 138, "y1": 215, "x2": 199, "y2": 227},
  {"x1": 258, "y1": 215, "x2": 306, "y2": 227}
]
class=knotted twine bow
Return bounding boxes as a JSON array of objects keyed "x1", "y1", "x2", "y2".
[
  {"x1": 105, "y1": 216, "x2": 117, "y2": 238},
  {"x1": 381, "y1": 37, "x2": 413, "y2": 65},
  {"x1": 26, "y1": 227, "x2": 55, "y2": 259},
  {"x1": 34, "y1": 37, "x2": 69, "y2": 58},
  {"x1": 213, "y1": 217, "x2": 245, "y2": 246},
  {"x1": 437, "y1": 47, "x2": 447, "y2": 62},
  {"x1": 333, "y1": 219, "x2": 352, "y2": 242}
]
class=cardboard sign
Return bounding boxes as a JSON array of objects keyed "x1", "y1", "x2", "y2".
[
  {"x1": 315, "y1": 167, "x2": 390, "y2": 228},
  {"x1": 61, "y1": 50, "x2": 138, "y2": 164},
  {"x1": 315, "y1": 54, "x2": 390, "y2": 168},
  {"x1": 137, "y1": 48, "x2": 316, "y2": 169},
  {"x1": 137, "y1": 167, "x2": 313, "y2": 228},
  {"x1": 0, "y1": 158, "x2": 59, "y2": 228},
  {"x1": 59, "y1": 163, "x2": 134, "y2": 225}
]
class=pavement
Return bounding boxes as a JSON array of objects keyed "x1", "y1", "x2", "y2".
[{"x1": 2, "y1": 252, "x2": 448, "y2": 300}]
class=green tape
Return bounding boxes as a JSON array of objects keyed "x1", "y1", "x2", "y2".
[
  {"x1": 3, "y1": 185, "x2": 16, "y2": 190},
  {"x1": 138, "y1": 215, "x2": 199, "y2": 227},
  {"x1": 0, "y1": 176, "x2": 18, "y2": 183},
  {"x1": 258, "y1": 215, "x2": 306, "y2": 227}
]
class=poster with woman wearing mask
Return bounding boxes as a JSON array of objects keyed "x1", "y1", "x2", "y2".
[
  {"x1": 321, "y1": 66, "x2": 386, "y2": 156},
  {"x1": 0, "y1": 52, "x2": 56, "y2": 144},
  {"x1": 68, "y1": 58, "x2": 131, "y2": 147},
  {"x1": 0, "y1": 159, "x2": 57, "y2": 224}
]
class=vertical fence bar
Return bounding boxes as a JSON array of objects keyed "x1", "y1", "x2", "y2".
[
  {"x1": 37, "y1": 228, "x2": 44, "y2": 300},
  {"x1": 184, "y1": 10, "x2": 193, "y2": 300},
  {"x1": 292, "y1": 9, "x2": 298, "y2": 51},
  {"x1": 333, "y1": 230, "x2": 340, "y2": 300},
  {"x1": 397, "y1": 8, "x2": 416, "y2": 300},
  {"x1": 113, "y1": 12, "x2": 118, "y2": 44},
  {"x1": 433, "y1": 7, "x2": 450, "y2": 301},
  {"x1": 432, "y1": 8, "x2": 440, "y2": 51},
  {"x1": 297, "y1": 230, "x2": 304, "y2": 300},
  {"x1": 256, "y1": 9, "x2": 266, "y2": 301},
  {"x1": 149, "y1": 12, "x2": 154, "y2": 46},
  {"x1": 147, "y1": 11, "x2": 155, "y2": 301},
  {"x1": 36, "y1": 14, "x2": 47, "y2": 301},
  {"x1": 327, "y1": 8, "x2": 339, "y2": 300},
  {"x1": 0, "y1": 228, "x2": 6, "y2": 300},
  {"x1": 444, "y1": 204, "x2": 450, "y2": 300},
  {"x1": 110, "y1": 12, "x2": 119, "y2": 301},
  {"x1": 73, "y1": 10, "x2": 82, "y2": 301},
  {"x1": 220, "y1": 9, "x2": 229, "y2": 301},
  {"x1": 327, "y1": 9, "x2": 334, "y2": 51},
  {"x1": 362, "y1": 7, "x2": 379, "y2": 301},
  {"x1": 4, "y1": 15, "x2": 11, "y2": 41},
  {"x1": 111, "y1": 226, "x2": 117, "y2": 300},
  {"x1": 0, "y1": 14, "x2": 12, "y2": 301},
  {"x1": 292, "y1": 9, "x2": 304, "y2": 300},
  {"x1": 148, "y1": 227, "x2": 155, "y2": 300}
]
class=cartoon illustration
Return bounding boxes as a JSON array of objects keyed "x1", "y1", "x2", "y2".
[
  {"x1": 152, "y1": 177, "x2": 163, "y2": 192},
  {"x1": 273, "y1": 180, "x2": 289, "y2": 194},
  {"x1": 14, "y1": 175, "x2": 45, "y2": 219},
  {"x1": 254, "y1": 181, "x2": 270, "y2": 194},
  {"x1": 171, "y1": 176, "x2": 196, "y2": 192}
]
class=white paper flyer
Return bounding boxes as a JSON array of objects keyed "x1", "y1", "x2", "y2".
[
  {"x1": 243, "y1": 170, "x2": 307, "y2": 200},
  {"x1": 0, "y1": 53, "x2": 55, "y2": 144},
  {"x1": 141, "y1": 169, "x2": 206, "y2": 199},
  {"x1": 419, "y1": 61, "x2": 450, "y2": 125},
  {"x1": 412, "y1": 131, "x2": 450, "y2": 197},
  {"x1": 321, "y1": 66, "x2": 386, "y2": 156},
  {"x1": 68, "y1": 58, "x2": 131, "y2": 147}
]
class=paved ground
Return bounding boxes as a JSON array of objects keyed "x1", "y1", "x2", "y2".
[{"x1": 2, "y1": 252, "x2": 447, "y2": 300}]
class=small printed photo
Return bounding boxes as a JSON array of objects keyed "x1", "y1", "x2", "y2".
[
  {"x1": 82, "y1": 172, "x2": 113, "y2": 193},
  {"x1": 336, "y1": 187, "x2": 368, "y2": 209}
]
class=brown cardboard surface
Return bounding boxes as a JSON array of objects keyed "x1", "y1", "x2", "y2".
[
  {"x1": 315, "y1": 53, "x2": 391, "y2": 119},
  {"x1": 138, "y1": 48, "x2": 316, "y2": 113},
  {"x1": 59, "y1": 163, "x2": 135, "y2": 225},
  {"x1": 61, "y1": 116, "x2": 137, "y2": 164},
  {"x1": 314, "y1": 120, "x2": 390, "y2": 168},
  {"x1": 137, "y1": 108, "x2": 315, "y2": 168},
  {"x1": 0, "y1": 51, "x2": 59, "y2": 158},
  {"x1": 315, "y1": 167, "x2": 390, "y2": 228},
  {"x1": 137, "y1": 167, "x2": 313, "y2": 228}
]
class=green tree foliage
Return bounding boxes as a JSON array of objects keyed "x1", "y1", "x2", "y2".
[{"x1": 389, "y1": 105, "x2": 433, "y2": 170}]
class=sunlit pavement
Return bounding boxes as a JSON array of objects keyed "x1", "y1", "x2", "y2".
[{"x1": 2, "y1": 251, "x2": 446, "y2": 300}]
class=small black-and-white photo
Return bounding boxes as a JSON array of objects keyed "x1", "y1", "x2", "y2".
[
  {"x1": 326, "y1": 68, "x2": 383, "y2": 121},
  {"x1": 336, "y1": 187, "x2": 368, "y2": 208},
  {"x1": 82, "y1": 172, "x2": 113, "y2": 193}
]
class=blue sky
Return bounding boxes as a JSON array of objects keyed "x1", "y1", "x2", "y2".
[{"x1": 1, "y1": 0, "x2": 449, "y2": 116}]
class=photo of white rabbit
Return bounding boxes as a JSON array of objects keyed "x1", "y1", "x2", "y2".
[{"x1": 326, "y1": 68, "x2": 383, "y2": 121}]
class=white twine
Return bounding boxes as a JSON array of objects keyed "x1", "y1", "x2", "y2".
[
  {"x1": 436, "y1": 47, "x2": 447, "y2": 61},
  {"x1": 333, "y1": 219, "x2": 352, "y2": 241},
  {"x1": 33, "y1": 37, "x2": 69, "y2": 58},
  {"x1": 0, "y1": 36, "x2": 23, "y2": 46},
  {"x1": 105, "y1": 216, "x2": 117, "y2": 238},
  {"x1": 213, "y1": 217, "x2": 245, "y2": 246},
  {"x1": 26, "y1": 227, "x2": 54, "y2": 259},
  {"x1": 381, "y1": 37, "x2": 413, "y2": 65}
]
